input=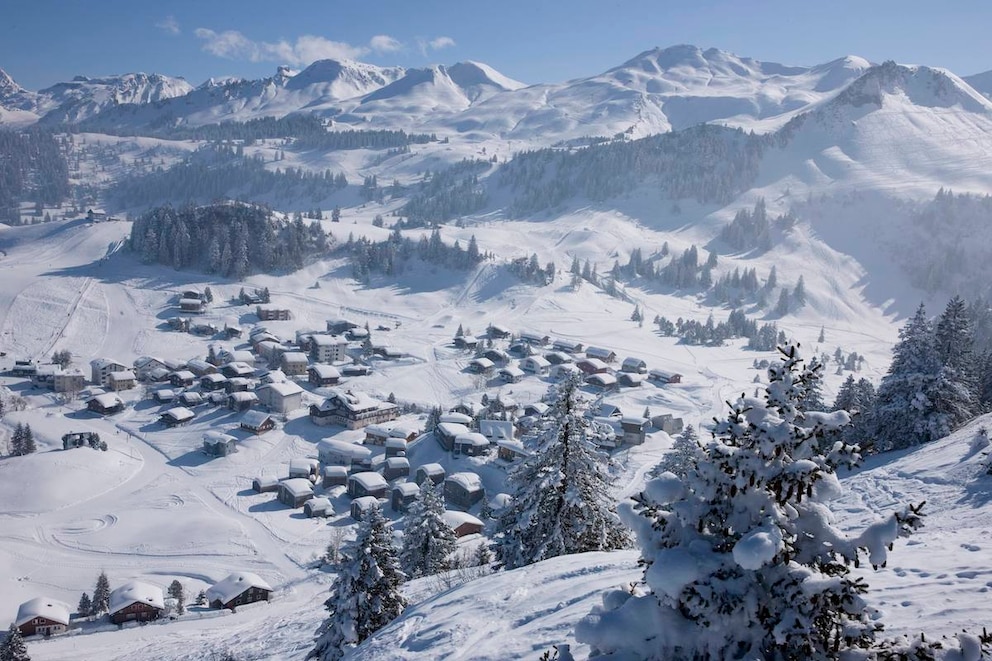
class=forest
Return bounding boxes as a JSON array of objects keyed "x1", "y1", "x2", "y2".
[{"x1": 0, "y1": 128, "x2": 71, "y2": 222}]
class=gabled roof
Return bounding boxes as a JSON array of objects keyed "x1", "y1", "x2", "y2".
[
  {"x1": 206, "y1": 572, "x2": 273, "y2": 605},
  {"x1": 349, "y1": 471, "x2": 388, "y2": 490},
  {"x1": 442, "y1": 510, "x2": 484, "y2": 530},
  {"x1": 317, "y1": 439, "x2": 372, "y2": 459},
  {"x1": 260, "y1": 381, "x2": 304, "y2": 397},
  {"x1": 308, "y1": 364, "x2": 341, "y2": 378},
  {"x1": 16, "y1": 597, "x2": 71, "y2": 627},
  {"x1": 446, "y1": 472, "x2": 483, "y2": 492},
  {"x1": 109, "y1": 581, "x2": 164, "y2": 615},
  {"x1": 91, "y1": 357, "x2": 126, "y2": 369},
  {"x1": 454, "y1": 432, "x2": 490, "y2": 447},
  {"x1": 281, "y1": 351, "x2": 309, "y2": 364},
  {"x1": 162, "y1": 406, "x2": 195, "y2": 422},
  {"x1": 240, "y1": 409, "x2": 273, "y2": 428},
  {"x1": 90, "y1": 393, "x2": 123, "y2": 408},
  {"x1": 280, "y1": 478, "x2": 314, "y2": 498}
]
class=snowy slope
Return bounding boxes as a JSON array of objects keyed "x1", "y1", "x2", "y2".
[{"x1": 32, "y1": 73, "x2": 194, "y2": 125}]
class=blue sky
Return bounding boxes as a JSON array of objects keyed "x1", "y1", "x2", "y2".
[{"x1": 2, "y1": 0, "x2": 991, "y2": 89}]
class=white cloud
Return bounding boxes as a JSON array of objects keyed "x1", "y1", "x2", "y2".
[
  {"x1": 417, "y1": 35, "x2": 457, "y2": 57},
  {"x1": 370, "y1": 35, "x2": 403, "y2": 54},
  {"x1": 194, "y1": 28, "x2": 373, "y2": 66},
  {"x1": 156, "y1": 16, "x2": 180, "y2": 36}
]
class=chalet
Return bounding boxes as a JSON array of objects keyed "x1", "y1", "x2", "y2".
[
  {"x1": 520, "y1": 356, "x2": 551, "y2": 375},
  {"x1": 288, "y1": 458, "x2": 320, "y2": 480},
  {"x1": 208, "y1": 391, "x2": 228, "y2": 406},
  {"x1": 228, "y1": 391, "x2": 259, "y2": 412},
  {"x1": 620, "y1": 416, "x2": 650, "y2": 445},
  {"x1": 518, "y1": 331, "x2": 550, "y2": 346},
  {"x1": 257, "y1": 381, "x2": 304, "y2": 415},
  {"x1": 391, "y1": 482, "x2": 420, "y2": 512},
  {"x1": 498, "y1": 366, "x2": 525, "y2": 383},
  {"x1": 228, "y1": 378, "x2": 254, "y2": 393},
  {"x1": 308, "y1": 364, "x2": 341, "y2": 387},
  {"x1": 224, "y1": 325, "x2": 243, "y2": 340},
  {"x1": 200, "y1": 373, "x2": 229, "y2": 391},
  {"x1": 255, "y1": 339, "x2": 285, "y2": 362},
  {"x1": 87, "y1": 393, "x2": 124, "y2": 415},
  {"x1": 385, "y1": 438, "x2": 407, "y2": 458},
  {"x1": 86, "y1": 209, "x2": 107, "y2": 222},
  {"x1": 552, "y1": 339, "x2": 584, "y2": 354},
  {"x1": 345, "y1": 327, "x2": 369, "y2": 341},
  {"x1": 186, "y1": 359, "x2": 217, "y2": 377},
  {"x1": 309, "y1": 390, "x2": 399, "y2": 429},
  {"x1": 522, "y1": 403, "x2": 550, "y2": 418},
  {"x1": 383, "y1": 456, "x2": 411, "y2": 480},
  {"x1": 179, "y1": 298, "x2": 206, "y2": 314},
  {"x1": 15, "y1": 597, "x2": 70, "y2": 637},
  {"x1": 239, "y1": 409, "x2": 275, "y2": 434},
  {"x1": 145, "y1": 367, "x2": 171, "y2": 383},
  {"x1": 206, "y1": 572, "x2": 273, "y2": 611},
  {"x1": 203, "y1": 431, "x2": 238, "y2": 457},
  {"x1": 347, "y1": 471, "x2": 389, "y2": 499},
  {"x1": 310, "y1": 334, "x2": 348, "y2": 363},
  {"x1": 435, "y1": 422, "x2": 470, "y2": 451},
  {"x1": 218, "y1": 349, "x2": 254, "y2": 366},
  {"x1": 467, "y1": 357, "x2": 495, "y2": 374},
  {"x1": 442, "y1": 511, "x2": 485, "y2": 538},
  {"x1": 544, "y1": 351, "x2": 574, "y2": 366},
  {"x1": 258, "y1": 369, "x2": 286, "y2": 385},
  {"x1": 109, "y1": 581, "x2": 164, "y2": 625},
  {"x1": 440, "y1": 412, "x2": 473, "y2": 426},
  {"x1": 481, "y1": 348, "x2": 510, "y2": 365},
  {"x1": 453, "y1": 432, "x2": 490, "y2": 457},
  {"x1": 181, "y1": 288, "x2": 203, "y2": 300},
  {"x1": 109, "y1": 370, "x2": 136, "y2": 392},
  {"x1": 364, "y1": 423, "x2": 393, "y2": 445},
  {"x1": 652, "y1": 413, "x2": 685, "y2": 435},
  {"x1": 153, "y1": 388, "x2": 176, "y2": 403},
  {"x1": 252, "y1": 476, "x2": 280, "y2": 493},
  {"x1": 586, "y1": 346, "x2": 617, "y2": 362},
  {"x1": 191, "y1": 323, "x2": 219, "y2": 337},
  {"x1": 450, "y1": 401, "x2": 485, "y2": 418},
  {"x1": 486, "y1": 324, "x2": 512, "y2": 339},
  {"x1": 487, "y1": 395, "x2": 519, "y2": 417},
  {"x1": 52, "y1": 369, "x2": 86, "y2": 394},
  {"x1": 222, "y1": 362, "x2": 255, "y2": 379},
  {"x1": 415, "y1": 463, "x2": 445, "y2": 486},
  {"x1": 576, "y1": 358, "x2": 610, "y2": 375},
  {"x1": 480, "y1": 419, "x2": 515, "y2": 443},
  {"x1": 621, "y1": 357, "x2": 648, "y2": 374},
  {"x1": 159, "y1": 406, "x2": 195, "y2": 427},
  {"x1": 30, "y1": 364, "x2": 59, "y2": 388},
  {"x1": 618, "y1": 372, "x2": 646, "y2": 388},
  {"x1": 304, "y1": 497, "x2": 333, "y2": 518},
  {"x1": 551, "y1": 363, "x2": 582, "y2": 380},
  {"x1": 167, "y1": 317, "x2": 191, "y2": 332},
  {"x1": 508, "y1": 341, "x2": 534, "y2": 358},
  {"x1": 169, "y1": 370, "x2": 196, "y2": 387},
  {"x1": 598, "y1": 403, "x2": 623, "y2": 418},
  {"x1": 497, "y1": 438, "x2": 532, "y2": 463},
  {"x1": 648, "y1": 369, "x2": 683, "y2": 385},
  {"x1": 62, "y1": 431, "x2": 100, "y2": 450},
  {"x1": 133, "y1": 356, "x2": 167, "y2": 381},
  {"x1": 278, "y1": 478, "x2": 314, "y2": 507},
  {"x1": 280, "y1": 352, "x2": 309, "y2": 376},
  {"x1": 372, "y1": 345, "x2": 403, "y2": 360},
  {"x1": 444, "y1": 472, "x2": 484, "y2": 510},
  {"x1": 350, "y1": 495, "x2": 381, "y2": 520},
  {"x1": 322, "y1": 465, "x2": 349, "y2": 488},
  {"x1": 11, "y1": 360, "x2": 36, "y2": 377},
  {"x1": 179, "y1": 391, "x2": 204, "y2": 407},
  {"x1": 586, "y1": 373, "x2": 619, "y2": 391},
  {"x1": 453, "y1": 335, "x2": 478, "y2": 350},
  {"x1": 326, "y1": 318, "x2": 359, "y2": 335},
  {"x1": 257, "y1": 306, "x2": 291, "y2": 321},
  {"x1": 341, "y1": 364, "x2": 371, "y2": 377},
  {"x1": 318, "y1": 439, "x2": 373, "y2": 469}
]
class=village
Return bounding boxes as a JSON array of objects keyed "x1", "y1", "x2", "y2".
[{"x1": 1, "y1": 286, "x2": 686, "y2": 643}]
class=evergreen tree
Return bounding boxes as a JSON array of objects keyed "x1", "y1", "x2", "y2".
[
  {"x1": 10, "y1": 423, "x2": 25, "y2": 456},
  {"x1": 818, "y1": 326, "x2": 826, "y2": 343},
  {"x1": 0, "y1": 623, "x2": 29, "y2": 661},
  {"x1": 494, "y1": 375, "x2": 628, "y2": 569},
  {"x1": 933, "y1": 295, "x2": 979, "y2": 427},
  {"x1": 168, "y1": 580, "x2": 185, "y2": 615},
  {"x1": 774, "y1": 288, "x2": 790, "y2": 316},
  {"x1": 792, "y1": 275, "x2": 807, "y2": 307},
  {"x1": 20, "y1": 426, "x2": 35, "y2": 455},
  {"x1": 650, "y1": 425, "x2": 703, "y2": 479},
  {"x1": 309, "y1": 504, "x2": 406, "y2": 661},
  {"x1": 399, "y1": 479, "x2": 457, "y2": 578},
  {"x1": 77, "y1": 592, "x2": 92, "y2": 617},
  {"x1": 577, "y1": 345, "x2": 926, "y2": 659},
  {"x1": 92, "y1": 571, "x2": 111, "y2": 615},
  {"x1": 196, "y1": 590, "x2": 207, "y2": 606}
]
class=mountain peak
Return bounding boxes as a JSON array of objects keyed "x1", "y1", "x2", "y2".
[{"x1": 831, "y1": 61, "x2": 992, "y2": 112}]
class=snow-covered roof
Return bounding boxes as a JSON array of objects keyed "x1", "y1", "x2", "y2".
[
  {"x1": 280, "y1": 478, "x2": 314, "y2": 498},
  {"x1": 289, "y1": 458, "x2": 319, "y2": 471},
  {"x1": 154, "y1": 388, "x2": 176, "y2": 399},
  {"x1": 90, "y1": 393, "x2": 123, "y2": 408},
  {"x1": 500, "y1": 366, "x2": 525, "y2": 377},
  {"x1": 203, "y1": 431, "x2": 237, "y2": 444},
  {"x1": 134, "y1": 356, "x2": 164, "y2": 369},
  {"x1": 525, "y1": 356, "x2": 551, "y2": 368},
  {"x1": 202, "y1": 373, "x2": 227, "y2": 383},
  {"x1": 622, "y1": 356, "x2": 647, "y2": 367},
  {"x1": 455, "y1": 432, "x2": 490, "y2": 447},
  {"x1": 323, "y1": 465, "x2": 349, "y2": 477},
  {"x1": 352, "y1": 495, "x2": 379, "y2": 510},
  {"x1": 447, "y1": 472, "x2": 483, "y2": 492},
  {"x1": 109, "y1": 581, "x2": 164, "y2": 615},
  {"x1": 394, "y1": 482, "x2": 420, "y2": 496},
  {"x1": 110, "y1": 370, "x2": 136, "y2": 380},
  {"x1": 579, "y1": 358, "x2": 609, "y2": 370},
  {"x1": 15, "y1": 597, "x2": 71, "y2": 627},
  {"x1": 162, "y1": 406, "x2": 195, "y2": 422},
  {"x1": 171, "y1": 370, "x2": 196, "y2": 380},
  {"x1": 365, "y1": 423, "x2": 393, "y2": 438},
  {"x1": 260, "y1": 381, "x2": 304, "y2": 397},
  {"x1": 318, "y1": 439, "x2": 373, "y2": 459},
  {"x1": 386, "y1": 456, "x2": 410, "y2": 469},
  {"x1": 91, "y1": 357, "x2": 126, "y2": 369},
  {"x1": 205, "y1": 572, "x2": 273, "y2": 605},
  {"x1": 281, "y1": 351, "x2": 309, "y2": 364},
  {"x1": 418, "y1": 463, "x2": 445, "y2": 475},
  {"x1": 230, "y1": 391, "x2": 259, "y2": 403},
  {"x1": 440, "y1": 412, "x2": 473, "y2": 425},
  {"x1": 385, "y1": 437, "x2": 407, "y2": 449},
  {"x1": 305, "y1": 497, "x2": 333, "y2": 514},
  {"x1": 586, "y1": 346, "x2": 615, "y2": 358},
  {"x1": 437, "y1": 422, "x2": 471, "y2": 438},
  {"x1": 349, "y1": 471, "x2": 388, "y2": 490},
  {"x1": 587, "y1": 373, "x2": 618, "y2": 385},
  {"x1": 442, "y1": 510, "x2": 484, "y2": 530},
  {"x1": 469, "y1": 357, "x2": 495, "y2": 368},
  {"x1": 621, "y1": 416, "x2": 649, "y2": 427},
  {"x1": 309, "y1": 364, "x2": 341, "y2": 378},
  {"x1": 312, "y1": 334, "x2": 347, "y2": 346},
  {"x1": 180, "y1": 391, "x2": 203, "y2": 403},
  {"x1": 480, "y1": 419, "x2": 515, "y2": 440},
  {"x1": 390, "y1": 422, "x2": 419, "y2": 438},
  {"x1": 239, "y1": 409, "x2": 271, "y2": 427}
]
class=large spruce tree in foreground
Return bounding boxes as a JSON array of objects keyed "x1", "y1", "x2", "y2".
[
  {"x1": 494, "y1": 374, "x2": 628, "y2": 570},
  {"x1": 399, "y1": 479, "x2": 457, "y2": 579},
  {"x1": 577, "y1": 345, "x2": 934, "y2": 660}
]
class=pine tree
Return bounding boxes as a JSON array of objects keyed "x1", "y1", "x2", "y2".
[
  {"x1": 577, "y1": 344, "x2": 926, "y2": 659},
  {"x1": 818, "y1": 326, "x2": 826, "y2": 343},
  {"x1": 168, "y1": 580, "x2": 185, "y2": 615},
  {"x1": 774, "y1": 288, "x2": 790, "y2": 316},
  {"x1": 196, "y1": 590, "x2": 207, "y2": 606},
  {"x1": 77, "y1": 592, "x2": 92, "y2": 616},
  {"x1": 0, "y1": 623, "x2": 30, "y2": 661},
  {"x1": 651, "y1": 424, "x2": 702, "y2": 479},
  {"x1": 20, "y1": 426, "x2": 35, "y2": 455},
  {"x1": 10, "y1": 423, "x2": 24, "y2": 456},
  {"x1": 494, "y1": 375, "x2": 628, "y2": 569},
  {"x1": 792, "y1": 275, "x2": 807, "y2": 307},
  {"x1": 399, "y1": 479, "x2": 457, "y2": 578},
  {"x1": 92, "y1": 571, "x2": 111, "y2": 615},
  {"x1": 309, "y1": 504, "x2": 406, "y2": 661},
  {"x1": 933, "y1": 295, "x2": 979, "y2": 427}
]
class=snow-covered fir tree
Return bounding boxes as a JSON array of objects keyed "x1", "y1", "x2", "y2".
[
  {"x1": 309, "y1": 504, "x2": 406, "y2": 661},
  {"x1": 77, "y1": 592, "x2": 91, "y2": 616},
  {"x1": 577, "y1": 344, "x2": 928, "y2": 660},
  {"x1": 650, "y1": 424, "x2": 703, "y2": 479},
  {"x1": 92, "y1": 571, "x2": 111, "y2": 615},
  {"x1": 933, "y1": 295, "x2": 979, "y2": 428},
  {"x1": 493, "y1": 374, "x2": 628, "y2": 569},
  {"x1": 0, "y1": 623, "x2": 29, "y2": 661},
  {"x1": 168, "y1": 580, "x2": 185, "y2": 615},
  {"x1": 399, "y1": 479, "x2": 457, "y2": 579}
]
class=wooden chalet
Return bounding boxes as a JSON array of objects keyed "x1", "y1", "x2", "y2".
[
  {"x1": 256, "y1": 306, "x2": 291, "y2": 321},
  {"x1": 228, "y1": 391, "x2": 259, "y2": 412},
  {"x1": 309, "y1": 390, "x2": 399, "y2": 429},
  {"x1": 552, "y1": 339, "x2": 584, "y2": 354},
  {"x1": 159, "y1": 406, "x2": 195, "y2": 427},
  {"x1": 520, "y1": 355, "x2": 551, "y2": 375},
  {"x1": 278, "y1": 478, "x2": 314, "y2": 508},
  {"x1": 585, "y1": 346, "x2": 617, "y2": 362},
  {"x1": 486, "y1": 324, "x2": 512, "y2": 339},
  {"x1": 444, "y1": 472, "x2": 484, "y2": 510},
  {"x1": 382, "y1": 457, "x2": 411, "y2": 480},
  {"x1": 435, "y1": 422, "x2": 470, "y2": 451},
  {"x1": 308, "y1": 364, "x2": 341, "y2": 387},
  {"x1": 200, "y1": 373, "x2": 229, "y2": 391},
  {"x1": 586, "y1": 372, "x2": 619, "y2": 391},
  {"x1": 239, "y1": 410, "x2": 275, "y2": 434},
  {"x1": 391, "y1": 482, "x2": 421, "y2": 512},
  {"x1": 326, "y1": 318, "x2": 359, "y2": 335},
  {"x1": 206, "y1": 572, "x2": 273, "y2": 611},
  {"x1": 347, "y1": 471, "x2": 389, "y2": 499},
  {"x1": 576, "y1": 358, "x2": 610, "y2": 375},
  {"x1": 517, "y1": 331, "x2": 550, "y2": 346},
  {"x1": 87, "y1": 393, "x2": 124, "y2": 415},
  {"x1": 620, "y1": 416, "x2": 650, "y2": 445},
  {"x1": 304, "y1": 497, "x2": 333, "y2": 518},
  {"x1": 442, "y1": 511, "x2": 485, "y2": 538},
  {"x1": 648, "y1": 369, "x2": 683, "y2": 384},
  {"x1": 467, "y1": 357, "x2": 495, "y2": 374},
  {"x1": 280, "y1": 351, "x2": 309, "y2": 376},
  {"x1": 15, "y1": 597, "x2": 70, "y2": 637},
  {"x1": 108, "y1": 581, "x2": 164, "y2": 625},
  {"x1": 203, "y1": 431, "x2": 238, "y2": 457},
  {"x1": 453, "y1": 432, "x2": 490, "y2": 457},
  {"x1": 317, "y1": 439, "x2": 373, "y2": 470},
  {"x1": 257, "y1": 381, "x2": 304, "y2": 415},
  {"x1": 621, "y1": 357, "x2": 648, "y2": 374},
  {"x1": 415, "y1": 463, "x2": 445, "y2": 486},
  {"x1": 322, "y1": 465, "x2": 349, "y2": 488},
  {"x1": 350, "y1": 495, "x2": 380, "y2": 520}
]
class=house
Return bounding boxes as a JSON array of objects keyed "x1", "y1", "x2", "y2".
[
  {"x1": 486, "y1": 324, "x2": 512, "y2": 339},
  {"x1": 310, "y1": 335, "x2": 349, "y2": 363},
  {"x1": 479, "y1": 419, "x2": 515, "y2": 443},
  {"x1": 383, "y1": 456, "x2": 411, "y2": 480},
  {"x1": 453, "y1": 432, "x2": 490, "y2": 457},
  {"x1": 522, "y1": 403, "x2": 550, "y2": 418},
  {"x1": 450, "y1": 401, "x2": 485, "y2": 418},
  {"x1": 186, "y1": 359, "x2": 217, "y2": 376},
  {"x1": 341, "y1": 364, "x2": 371, "y2": 377},
  {"x1": 222, "y1": 362, "x2": 256, "y2": 379},
  {"x1": 30, "y1": 364, "x2": 59, "y2": 388},
  {"x1": 288, "y1": 458, "x2": 320, "y2": 480},
  {"x1": 254, "y1": 339, "x2": 283, "y2": 362},
  {"x1": 280, "y1": 352, "x2": 309, "y2": 376},
  {"x1": 304, "y1": 497, "x2": 334, "y2": 518},
  {"x1": 226, "y1": 377, "x2": 252, "y2": 393},
  {"x1": 518, "y1": 331, "x2": 550, "y2": 346},
  {"x1": 200, "y1": 373, "x2": 228, "y2": 391},
  {"x1": 167, "y1": 317, "x2": 191, "y2": 332},
  {"x1": 551, "y1": 363, "x2": 582, "y2": 380},
  {"x1": 62, "y1": 431, "x2": 100, "y2": 450},
  {"x1": 482, "y1": 348, "x2": 510, "y2": 365},
  {"x1": 486, "y1": 394, "x2": 518, "y2": 417},
  {"x1": 576, "y1": 358, "x2": 610, "y2": 375},
  {"x1": 239, "y1": 409, "x2": 275, "y2": 434},
  {"x1": 258, "y1": 369, "x2": 286, "y2": 385},
  {"x1": 109, "y1": 581, "x2": 164, "y2": 625},
  {"x1": 133, "y1": 356, "x2": 167, "y2": 381},
  {"x1": 498, "y1": 366, "x2": 525, "y2": 383},
  {"x1": 252, "y1": 476, "x2": 280, "y2": 493},
  {"x1": 648, "y1": 369, "x2": 683, "y2": 385},
  {"x1": 206, "y1": 572, "x2": 272, "y2": 611},
  {"x1": 652, "y1": 413, "x2": 685, "y2": 435},
  {"x1": 11, "y1": 359, "x2": 36, "y2": 377},
  {"x1": 345, "y1": 327, "x2": 369, "y2": 341},
  {"x1": 15, "y1": 597, "x2": 70, "y2": 637},
  {"x1": 308, "y1": 364, "x2": 341, "y2": 387},
  {"x1": 51, "y1": 369, "x2": 86, "y2": 394},
  {"x1": 317, "y1": 439, "x2": 373, "y2": 470},
  {"x1": 108, "y1": 370, "x2": 136, "y2": 392},
  {"x1": 620, "y1": 416, "x2": 650, "y2": 445},
  {"x1": 155, "y1": 388, "x2": 178, "y2": 405},
  {"x1": 350, "y1": 495, "x2": 381, "y2": 520},
  {"x1": 442, "y1": 511, "x2": 485, "y2": 538},
  {"x1": 203, "y1": 431, "x2": 238, "y2": 457},
  {"x1": 621, "y1": 357, "x2": 648, "y2": 374},
  {"x1": 228, "y1": 391, "x2": 259, "y2": 412},
  {"x1": 372, "y1": 344, "x2": 403, "y2": 360},
  {"x1": 257, "y1": 306, "x2": 291, "y2": 321},
  {"x1": 444, "y1": 472, "x2": 484, "y2": 509},
  {"x1": 385, "y1": 438, "x2": 407, "y2": 458},
  {"x1": 278, "y1": 478, "x2": 314, "y2": 507},
  {"x1": 552, "y1": 339, "x2": 584, "y2": 354},
  {"x1": 218, "y1": 349, "x2": 255, "y2": 366},
  {"x1": 179, "y1": 298, "x2": 206, "y2": 314},
  {"x1": 179, "y1": 391, "x2": 204, "y2": 407},
  {"x1": 257, "y1": 381, "x2": 304, "y2": 415},
  {"x1": 544, "y1": 351, "x2": 574, "y2": 366},
  {"x1": 159, "y1": 406, "x2": 195, "y2": 427},
  {"x1": 87, "y1": 393, "x2": 124, "y2": 415},
  {"x1": 618, "y1": 372, "x2": 646, "y2": 388},
  {"x1": 415, "y1": 463, "x2": 445, "y2": 486},
  {"x1": 440, "y1": 412, "x2": 473, "y2": 426},
  {"x1": 467, "y1": 357, "x2": 495, "y2": 374},
  {"x1": 347, "y1": 471, "x2": 389, "y2": 499},
  {"x1": 520, "y1": 356, "x2": 551, "y2": 375},
  {"x1": 585, "y1": 346, "x2": 617, "y2": 362},
  {"x1": 435, "y1": 422, "x2": 470, "y2": 451},
  {"x1": 322, "y1": 465, "x2": 349, "y2": 488},
  {"x1": 497, "y1": 438, "x2": 532, "y2": 463},
  {"x1": 391, "y1": 482, "x2": 420, "y2": 512},
  {"x1": 364, "y1": 423, "x2": 393, "y2": 445},
  {"x1": 453, "y1": 335, "x2": 478, "y2": 350},
  {"x1": 169, "y1": 370, "x2": 196, "y2": 387},
  {"x1": 309, "y1": 390, "x2": 399, "y2": 429},
  {"x1": 508, "y1": 341, "x2": 534, "y2": 358},
  {"x1": 326, "y1": 318, "x2": 358, "y2": 335},
  {"x1": 586, "y1": 373, "x2": 619, "y2": 391},
  {"x1": 145, "y1": 367, "x2": 171, "y2": 383}
]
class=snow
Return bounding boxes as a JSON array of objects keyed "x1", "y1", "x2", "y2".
[
  {"x1": 108, "y1": 580, "x2": 165, "y2": 615},
  {"x1": 15, "y1": 597, "x2": 71, "y2": 627},
  {"x1": 205, "y1": 572, "x2": 273, "y2": 606},
  {"x1": 732, "y1": 526, "x2": 784, "y2": 570}
]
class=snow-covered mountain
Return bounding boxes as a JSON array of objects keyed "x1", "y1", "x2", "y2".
[
  {"x1": 963, "y1": 69, "x2": 992, "y2": 98},
  {"x1": 31, "y1": 72, "x2": 194, "y2": 125}
]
